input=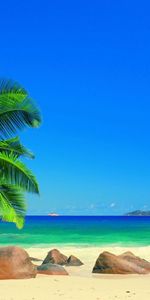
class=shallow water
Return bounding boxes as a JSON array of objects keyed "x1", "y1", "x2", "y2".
[{"x1": 0, "y1": 216, "x2": 150, "y2": 247}]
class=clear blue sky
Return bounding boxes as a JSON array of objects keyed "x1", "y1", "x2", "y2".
[{"x1": 1, "y1": 0, "x2": 150, "y2": 215}]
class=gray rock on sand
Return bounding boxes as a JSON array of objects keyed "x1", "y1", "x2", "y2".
[
  {"x1": 66, "y1": 255, "x2": 84, "y2": 266},
  {"x1": 42, "y1": 249, "x2": 84, "y2": 266},
  {"x1": 0, "y1": 246, "x2": 37, "y2": 279},
  {"x1": 92, "y1": 251, "x2": 150, "y2": 274},
  {"x1": 42, "y1": 249, "x2": 68, "y2": 265},
  {"x1": 37, "y1": 263, "x2": 68, "y2": 275}
]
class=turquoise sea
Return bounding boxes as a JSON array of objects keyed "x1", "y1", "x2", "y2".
[{"x1": 0, "y1": 216, "x2": 150, "y2": 247}]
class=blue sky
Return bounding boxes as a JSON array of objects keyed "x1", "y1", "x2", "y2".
[{"x1": 0, "y1": 0, "x2": 150, "y2": 215}]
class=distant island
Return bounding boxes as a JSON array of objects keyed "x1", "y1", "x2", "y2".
[{"x1": 125, "y1": 210, "x2": 150, "y2": 216}]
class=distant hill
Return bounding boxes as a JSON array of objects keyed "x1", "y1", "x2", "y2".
[{"x1": 125, "y1": 210, "x2": 150, "y2": 216}]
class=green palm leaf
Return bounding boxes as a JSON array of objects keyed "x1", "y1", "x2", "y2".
[
  {"x1": 0, "y1": 79, "x2": 27, "y2": 101},
  {"x1": 0, "y1": 137, "x2": 34, "y2": 159},
  {"x1": 0, "y1": 79, "x2": 42, "y2": 138},
  {"x1": 0, "y1": 184, "x2": 26, "y2": 229},
  {"x1": 0, "y1": 152, "x2": 39, "y2": 194},
  {"x1": 0, "y1": 78, "x2": 41, "y2": 228}
]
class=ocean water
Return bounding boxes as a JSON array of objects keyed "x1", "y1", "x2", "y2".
[{"x1": 0, "y1": 216, "x2": 150, "y2": 247}]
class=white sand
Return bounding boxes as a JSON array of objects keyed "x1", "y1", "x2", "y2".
[{"x1": 0, "y1": 246, "x2": 150, "y2": 300}]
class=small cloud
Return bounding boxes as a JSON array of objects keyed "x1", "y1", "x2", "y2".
[
  {"x1": 110, "y1": 202, "x2": 116, "y2": 208},
  {"x1": 143, "y1": 205, "x2": 148, "y2": 209},
  {"x1": 89, "y1": 204, "x2": 95, "y2": 209}
]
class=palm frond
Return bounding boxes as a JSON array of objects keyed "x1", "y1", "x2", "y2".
[
  {"x1": 0, "y1": 79, "x2": 42, "y2": 138},
  {"x1": 0, "y1": 137, "x2": 34, "y2": 159},
  {"x1": 0, "y1": 184, "x2": 26, "y2": 229},
  {"x1": 0, "y1": 79, "x2": 27, "y2": 102},
  {"x1": 0, "y1": 152, "x2": 39, "y2": 194}
]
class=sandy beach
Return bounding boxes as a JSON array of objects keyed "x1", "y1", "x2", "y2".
[{"x1": 0, "y1": 246, "x2": 150, "y2": 300}]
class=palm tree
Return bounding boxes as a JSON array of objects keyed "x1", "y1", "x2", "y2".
[{"x1": 0, "y1": 79, "x2": 41, "y2": 229}]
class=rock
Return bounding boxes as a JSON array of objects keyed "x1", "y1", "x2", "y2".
[
  {"x1": 37, "y1": 263, "x2": 68, "y2": 275},
  {"x1": 66, "y1": 255, "x2": 84, "y2": 266},
  {"x1": 119, "y1": 251, "x2": 150, "y2": 272},
  {"x1": 42, "y1": 249, "x2": 68, "y2": 265},
  {"x1": 0, "y1": 246, "x2": 37, "y2": 279},
  {"x1": 42, "y1": 249, "x2": 83, "y2": 267},
  {"x1": 92, "y1": 251, "x2": 150, "y2": 274}
]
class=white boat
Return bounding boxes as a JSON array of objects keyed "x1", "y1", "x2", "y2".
[{"x1": 48, "y1": 212, "x2": 59, "y2": 217}]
